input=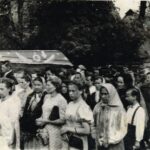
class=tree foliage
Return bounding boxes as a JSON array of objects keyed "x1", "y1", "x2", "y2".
[{"x1": 0, "y1": 1, "x2": 146, "y2": 66}]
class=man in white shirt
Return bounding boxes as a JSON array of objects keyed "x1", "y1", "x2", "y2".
[{"x1": 124, "y1": 88, "x2": 145, "y2": 150}]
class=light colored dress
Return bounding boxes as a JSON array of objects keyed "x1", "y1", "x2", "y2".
[
  {"x1": 42, "y1": 93, "x2": 67, "y2": 150},
  {"x1": 0, "y1": 110, "x2": 13, "y2": 150},
  {"x1": 93, "y1": 103, "x2": 127, "y2": 150},
  {"x1": 92, "y1": 83, "x2": 127, "y2": 150},
  {"x1": 62, "y1": 98, "x2": 94, "y2": 150},
  {"x1": 0, "y1": 95, "x2": 20, "y2": 150}
]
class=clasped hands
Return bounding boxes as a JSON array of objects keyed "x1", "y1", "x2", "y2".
[
  {"x1": 61, "y1": 126, "x2": 71, "y2": 135},
  {"x1": 98, "y1": 137, "x2": 109, "y2": 148}
]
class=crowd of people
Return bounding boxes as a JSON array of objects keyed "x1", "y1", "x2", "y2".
[{"x1": 0, "y1": 60, "x2": 150, "y2": 150}]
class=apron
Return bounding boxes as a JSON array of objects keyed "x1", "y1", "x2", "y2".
[{"x1": 124, "y1": 106, "x2": 141, "y2": 150}]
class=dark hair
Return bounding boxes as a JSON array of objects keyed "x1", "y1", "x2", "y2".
[
  {"x1": 86, "y1": 73, "x2": 94, "y2": 82},
  {"x1": 127, "y1": 88, "x2": 141, "y2": 103},
  {"x1": 14, "y1": 69, "x2": 25, "y2": 75},
  {"x1": 33, "y1": 76, "x2": 44, "y2": 84},
  {"x1": 74, "y1": 72, "x2": 82, "y2": 76},
  {"x1": 1, "y1": 61, "x2": 11, "y2": 68},
  {"x1": 94, "y1": 76, "x2": 103, "y2": 82},
  {"x1": 68, "y1": 80, "x2": 83, "y2": 91},
  {"x1": 146, "y1": 72, "x2": 150, "y2": 76},
  {"x1": 46, "y1": 76, "x2": 61, "y2": 93},
  {"x1": 123, "y1": 73, "x2": 134, "y2": 88},
  {"x1": 114, "y1": 75, "x2": 125, "y2": 86},
  {"x1": 61, "y1": 81, "x2": 68, "y2": 87},
  {"x1": 86, "y1": 71, "x2": 93, "y2": 76},
  {"x1": 22, "y1": 74, "x2": 31, "y2": 82},
  {"x1": 45, "y1": 68, "x2": 54, "y2": 75},
  {"x1": 22, "y1": 74, "x2": 32, "y2": 87},
  {"x1": 0, "y1": 78, "x2": 14, "y2": 95},
  {"x1": 100, "y1": 86, "x2": 108, "y2": 94},
  {"x1": 61, "y1": 80, "x2": 69, "y2": 89}
]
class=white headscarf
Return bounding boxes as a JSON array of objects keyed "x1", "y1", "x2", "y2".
[{"x1": 101, "y1": 83, "x2": 124, "y2": 108}]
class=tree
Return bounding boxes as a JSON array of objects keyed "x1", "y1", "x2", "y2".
[{"x1": 0, "y1": 1, "x2": 147, "y2": 66}]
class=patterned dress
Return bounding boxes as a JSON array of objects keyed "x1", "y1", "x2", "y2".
[{"x1": 42, "y1": 93, "x2": 67, "y2": 150}]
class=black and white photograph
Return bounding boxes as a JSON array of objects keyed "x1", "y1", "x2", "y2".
[{"x1": 0, "y1": 0, "x2": 150, "y2": 150}]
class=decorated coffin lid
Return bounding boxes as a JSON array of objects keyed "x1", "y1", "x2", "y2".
[{"x1": 0, "y1": 50, "x2": 73, "y2": 66}]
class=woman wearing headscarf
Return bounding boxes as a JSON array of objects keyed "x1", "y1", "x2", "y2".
[
  {"x1": 20, "y1": 77, "x2": 47, "y2": 149},
  {"x1": 92, "y1": 83, "x2": 127, "y2": 150}
]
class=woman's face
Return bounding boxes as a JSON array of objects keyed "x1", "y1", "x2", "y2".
[
  {"x1": 94, "y1": 78, "x2": 102, "y2": 90},
  {"x1": 68, "y1": 84, "x2": 80, "y2": 101},
  {"x1": 74, "y1": 74, "x2": 82, "y2": 83},
  {"x1": 46, "y1": 81, "x2": 56, "y2": 94},
  {"x1": 116, "y1": 76, "x2": 125, "y2": 89},
  {"x1": 15, "y1": 72, "x2": 24, "y2": 83},
  {"x1": 18, "y1": 78, "x2": 29, "y2": 89},
  {"x1": 31, "y1": 73, "x2": 38, "y2": 81},
  {"x1": 86, "y1": 76, "x2": 93, "y2": 86},
  {"x1": 46, "y1": 70, "x2": 53, "y2": 79},
  {"x1": 61, "y1": 83, "x2": 68, "y2": 94},
  {"x1": 33, "y1": 80, "x2": 43, "y2": 93},
  {"x1": 101, "y1": 87, "x2": 110, "y2": 104},
  {"x1": 0, "y1": 83, "x2": 10, "y2": 98}
]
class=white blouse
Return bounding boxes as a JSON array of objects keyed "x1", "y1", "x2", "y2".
[
  {"x1": 93, "y1": 103, "x2": 127, "y2": 144},
  {"x1": 127, "y1": 103, "x2": 145, "y2": 142},
  {"x1": 65, "y1": 98, "x2": 94, "y2": 125}
]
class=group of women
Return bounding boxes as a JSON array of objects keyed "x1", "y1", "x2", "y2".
[{"x1": 0, "y1": 67, "x2": 148, "y2": 150}]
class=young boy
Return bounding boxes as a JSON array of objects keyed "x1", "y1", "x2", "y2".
[{"x1": 125, "y1": 88, "x2": 145, "y2": 150}]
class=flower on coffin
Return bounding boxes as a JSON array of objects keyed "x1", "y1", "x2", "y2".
[{"x1": 33, "y1": 52, "x2": 41, "y2": 62}]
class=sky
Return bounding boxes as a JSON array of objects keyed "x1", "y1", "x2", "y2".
[{"x1": 113, "y1": 0, "x2": 141, "y2": 18}]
